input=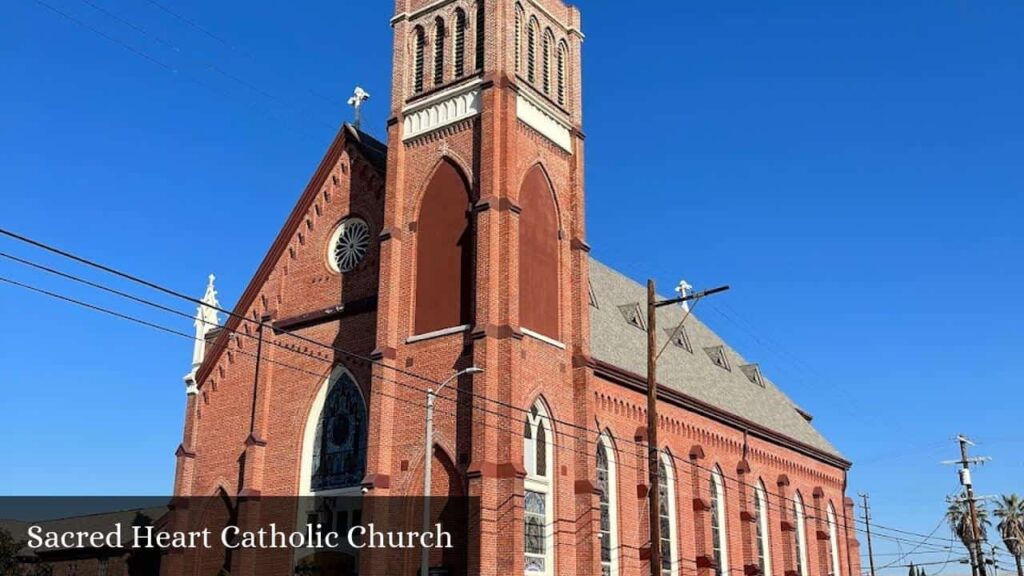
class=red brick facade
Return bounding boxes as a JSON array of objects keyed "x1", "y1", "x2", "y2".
[{"x1": 167, "y1": 2, "x2": 859, "y2": 576}]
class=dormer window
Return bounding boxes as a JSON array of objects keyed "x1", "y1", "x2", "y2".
[
  {"x1": 588, "y1": 281, "x2": 599, "y2": 309},
  {"x1": 618, "y1": 303, "x2": 646, "y2": 331},
  {"x1": 740, "y1": 364, "x2": 765, "y2": 387},
  {"x1": 665, "y1": 326, "x2": 692, "y2": 352},
  {"x1": 704, "y1": 345, "x2": 730, "y2": 370}
]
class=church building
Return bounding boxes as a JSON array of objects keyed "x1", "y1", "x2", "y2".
[{"x1": 167, "y1": 1, "x2": 860, "y2": 575}]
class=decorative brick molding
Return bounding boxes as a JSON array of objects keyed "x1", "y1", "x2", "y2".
[{"x1": 693, "y1": 497, "x2": 712, "y2": 512}]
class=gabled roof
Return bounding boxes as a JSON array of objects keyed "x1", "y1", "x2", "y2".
[
  {"x1": 195, "y1": 123, "x2": 386, "y2": 385},
  {"x1": 588, "y1": 258, "x2": 845, "y2": 464}
]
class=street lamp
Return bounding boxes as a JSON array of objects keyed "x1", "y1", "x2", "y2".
[{"x1": 421, "y1": 366, "x2": 483, "y2": 576}]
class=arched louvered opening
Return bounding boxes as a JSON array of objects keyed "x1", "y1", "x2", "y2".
[
  {"x1": 523, "y1": 399, "x2": 555, "y2": 575},
  {"x1": 475, "y1": 0, "x2": 485, "y2": 70},
  {"x1": 518, "y1": 164, "x2": 560, "y2": 340},
  {"x1": 542, "y1": 29, "x2": 554, "y2": 95},
  {"x1": 556, "y1": 41, "x2": 568, "y2": 106},
  {"x1": 414, "y1": 160, "x2": 473, "y2": 335},
  {"x1": 433, "y1": 17, "x2": 446, "y2": 86},
  {"x1": 527, "y1": 17, "x2": 538, "y2": 84},
  {"x1": 453, "y1": 8, "x2": 467, "y2": 78},
  {"x1": 514, "y1": 3, "x2": 524, "y2": 73},
  {"x1": 413, "y1": 26, "x2": 426, "y2": 94}
]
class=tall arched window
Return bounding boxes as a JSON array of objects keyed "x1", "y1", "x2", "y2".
[
  {"x1": 658, "y1": 452, "x2": 680, "y2": 576},
  {"x1": 453, "y1": 9, "x2": 467, "y2": 78},
  {"x1": 527, "y1": 18, "x2": 538, "y2": 84},
  {"x1": 793, "y1": 492, "x2": 809, "y2": 576},
  {"x1": 710, "y1": 467, "x2": 729, "y2": 576},
  {"x1": 827, "y1": 502, "x2": 841, "y2": 576},
  {"x1": 597, "y1": 433, "x2": 619, "y2": 576},
  {"x1": 310, "y1": 369, "x2": 367, "y2": 491},
  {"x1": 524, "y1": 401, "x2": 554, "y2": 575},
  {"x1": 542, "y1": 29, "x2": 553, "y2": 94},
  {"x1": 518, "y1": 165, "x2": 559, "y2": 339},
  {"x1": 514, "y1": 4, "x2": 524, "y2": 73},
  {"x1": 413, "y1": 26, "x2": 426, "y2": 94},
  {"x1": 414, "y1": 160, "x2": 473, "y2": 335},
  {"x1": 556, "y1": 41, "x2": 567, "y2": 106},
  {"x1": 754, "y1": 481, "x2": 773, "y2": 576}
]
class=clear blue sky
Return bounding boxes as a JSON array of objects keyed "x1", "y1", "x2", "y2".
[{"x1": 1, "y1": 0, "x2": 1021, "y2": 570}]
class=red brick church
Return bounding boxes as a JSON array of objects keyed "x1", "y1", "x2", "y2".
[{"x1": 167, "y1": 1, "x2": 860, "y2": 575}]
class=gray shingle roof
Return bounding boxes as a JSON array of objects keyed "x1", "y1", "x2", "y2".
[{"x1": 588, "y1": 258, "x2": 843, "y2": 460}]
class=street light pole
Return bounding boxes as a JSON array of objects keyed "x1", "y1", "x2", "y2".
[{"x1": 421, "y1": 366, "x2": 483, "y2": 576}]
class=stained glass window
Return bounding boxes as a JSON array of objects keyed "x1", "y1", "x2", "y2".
[
  {"x1": 794, "y1": 493, "x2": 808, "y2": 576},
  {"x1": 525, "y1": 490, "x2": 547, "y2": 573},
  {"x1": 755, "y1": 482, "x2": 772, "y2": 576},
  {"x1": 311, "y1": 371, "x2": 367, "y2": 491},
  {"x1": 710, "y1": 468, "x2": 728, "y2": 576},
  {"x1": 828, "y1": 503, "x2": 841, "y2": 576},
  {"x1": 659, "y1": 458, "x2": 674, "y2": 576},
  {"x1": 598, "y1": 443, "x2": 611, "y2": 571}
]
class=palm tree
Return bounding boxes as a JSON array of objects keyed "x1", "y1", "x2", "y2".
[
  {"x1": 948, "y1": 495, "x2": 991, "y2": 575},
  {"x1": 994, "y1": 494, "x2": 1024, "y2": 576}
]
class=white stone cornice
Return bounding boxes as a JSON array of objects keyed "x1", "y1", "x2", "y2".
[
  {"x1": 516, "y1": 89, "x2": 573, "y2": 153},
  {"x1": 402, "y1": 80, "x2": 483, "y2": 141}
]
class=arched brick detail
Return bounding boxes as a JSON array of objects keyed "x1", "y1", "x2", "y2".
[
  {"x1": 518, "y1": 164, "x2": 560, "y2": 339},
  {"x1": 414, "y1": 159, "x2": 473, "y2": 334}
]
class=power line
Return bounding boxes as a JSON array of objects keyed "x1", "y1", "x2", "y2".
[{"x1": 0, "y1": 235, "x2": 967, "y2": 555}]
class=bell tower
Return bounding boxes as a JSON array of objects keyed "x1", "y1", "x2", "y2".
[{"x1": 369, "y1": 0, "x2": 595, "y2": 573}]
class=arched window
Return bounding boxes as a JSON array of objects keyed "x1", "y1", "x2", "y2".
[
  {"x1": 518, "y1": 165, "x2": 559, "y2": 339},
  {"x1": 556, "y1": 41, "x2": 567, "y2": 106},
  {"x1": 310, "y1": 370, "x2": 367, "y2": 491},
  {"x1": 514, "y1": 4, "x2": 524, "y2": 73},
  {"x1": 793, "y1": 492, "x2": 809, "y2": 576},
  {"x1": 524, "y1": 401, "x2": 554, "y2": 575},
  {"x1": 658, "y1": 452, "x2": 680, "y2": 576},
  {"x1": 414, "y1": 160, "x2": 473, "y2": 335},
  {"x1": 527, "y1": 18, "x2": 538, "y2": 84},
  {"x1": 754, "y1": 481, "x2": 773, "y2": 576},
  {"x1": 453, "y1": 9, "x2": 467, "y2": 78},
  {"x1": 542, "y1": 29, "x2": 553, "y2": 94},
  {"x1": 597, "y1": 433, "x2": 619, "y2": 576},
  {"x1": 413, "y1": 26, "x2": 426, "y2": 94},
  {"x1": 433, "y1": 17, "x2": 446, "y2": 86},
  {"x1": 827, "y1": 502, "x2": 841, "y2": 576},
  {"x1": 710, "y1": 467, "x2": 729, "y2": 576}
]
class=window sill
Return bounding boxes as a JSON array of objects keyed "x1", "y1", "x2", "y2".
[
  {"x1": 407, "y1": 324, "x2": 471, "y2": 344},
  {"x1": 521, "y1": 328, "x2": 566, "y2": 350}
]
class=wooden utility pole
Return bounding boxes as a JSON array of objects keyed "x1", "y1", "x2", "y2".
[
  {"x1": 958, "y1": 436, "x2": 988, "y2": 576},
  {"x1": 860, "y1": 493, "x2": 877, "y2": 576},
  {"x1": 647, "y1": 279, "x2": 662, "y2": 576},
  {"x1": 645, "y1": 280, "x2": 729, "y2": 576}
]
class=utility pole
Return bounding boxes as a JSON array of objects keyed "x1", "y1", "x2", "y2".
[
  {"x1": 646, "y1": 279, "x2": 729, "y2": 576},
  {"x1": 860, "y1": 493, "x2": 877, "y2": 576},
  {"x1": 948, "y1": 435, "x2": 990, "y2": 576}
]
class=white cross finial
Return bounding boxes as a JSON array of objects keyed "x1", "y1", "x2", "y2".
[
  {"x1": 347, "y1": 86, "x2": 371, "y2": 129},
  {"x1": 675, "y1": 280, "x2": 694, "y2": 312}
]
